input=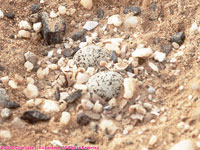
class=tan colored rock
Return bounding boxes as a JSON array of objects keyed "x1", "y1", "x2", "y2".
[
  {"x1": 60, "y1": 112, "x2": 71, "y2": 126},
  {"x1": 123, "y1": 78, "x2": 137, "y2": 99},
  {"x1": 23, "y1": 84, "x2": 39, "y2": 99},
  {"x1": 80, "y1": 0, "x2": 93, "y2": 10},
  {"x1": 170, "y1": 139, "x2": 194, "y2": 150}
]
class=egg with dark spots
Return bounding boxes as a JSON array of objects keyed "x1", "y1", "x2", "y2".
[
  {"x1": 73, "y1": 46, "x2": 110, "y2": 68},
  {"x1": 87, "y1": 71, "x2": 123, "y2": 100}
]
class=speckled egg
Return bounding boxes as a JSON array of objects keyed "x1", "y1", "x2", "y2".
[
  {"x1": 73, "y1": 45, "x2": 110, "y2": 68},
  {"x1": 87, "y1": 71, "x2": 123, "y2": 100}
]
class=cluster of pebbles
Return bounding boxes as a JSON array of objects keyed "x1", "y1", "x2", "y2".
[{"x1": 1, "y1": 0, "x2": 196, "y2": 149}]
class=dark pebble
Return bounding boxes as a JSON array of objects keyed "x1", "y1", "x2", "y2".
[
  {"x1": 41, "y1": 12, "x2": 66, "y2": 45},
  {"x1": 4, "y1": 101, "x2": 20, "y2": 109},
  {"x1": 64, "y1": 90, "x2": 82, "y2": 103},
  {"x1": 72, "y1": 30, "x2": 86, "y2": 41},
  {"x1": 30, "y1": 4, "x2": 41, "y2": 14},
  {"x1": 125, "y1": 64, "x2": 133, "y2": 73},
  {"x1": 97, "y1": 8, "x2": 104, "y2": 18},
  {"x1": 77, "y1": 113, "x2": 90, "y2": 126},
  {"x1": 161, "y1": 43, "x2": 172, "y2": 55},
  {"x1": 170, "y1": 31, "x2": 185, "y2": 45},
  {"x1": 5, "y1": 12, "x2": 15, "y2": 19},
  {"x1": 80, "y1": 36, "x2": 86, "y2": 42},
  {"x1": 54, "y1": 87, "x2": 60, "y2": 101},
  {"x1": 9, "y1": 34, "x2": 15, "y2": 39},
  {"x1": 0, "y1": 65, "x2": 5, "y2": 71},
  {"x1": 21, "y1": 110, "x2": 50, "y2": 124},
  {"x1": 85, "y1": 138, "x2": 96, "y2": 144},
  {"x1": 110, "y1": 51, "x2": 118, "y2": 63},
  {"x1": 63, "y1": 48, "x2": 74, "y2": 58},
  {"x1": 74, "y1": 46, "x2": 80, "y2": 53},
  {"x1": 123, "y1": 6, "x2": 141, "y2": 16}
]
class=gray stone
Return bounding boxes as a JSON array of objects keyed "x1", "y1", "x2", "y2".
[
  {"x1": 73, "y1": 45, "x2": 110, "y2": 68},
  {"x1": 1, "y1": 108, "x2": 12, "y2": 119},
  {"x1": 11, "y1": 117, "x2": 26, "y2": 129},
  {"x1": 87, "y1": 71, "x2": 123, "y2": 100},
  {"x1": 41, "y1": 12, "x2": 66, "y2": 45},
  {"x1": 24, "y1": 51, "x2": 38, "y2": 66},
  {"x1": 170, "y1": 31, "x2": 185, "y2": 45},
  {"x1": 0, "y1": 88, "x2": 10, "y2": 106}
]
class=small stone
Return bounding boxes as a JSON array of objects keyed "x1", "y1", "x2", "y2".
[
  {"x1": 29, "y1": 13, "x2": 39, "y2": 23},
  {"x1": 23, "y1": 84, "x2": 39, "y2": 99},
  {"x1": 73, "y1": 84, "x2": 87, "y2": 90},
  {"x1": 0, "y1": 88, "x2": 10, "y2": 103},
  {"x1": 33, "y1": 22, "x2": 42, "y2": 32},
  {"x1": 84, "y1": 111, "x2": 101, "y2": 120},
  {"x1": 58, "y1": 6, "x2": 67, "y2": 15},
  {"x1": 18, "y1": 30, "x2": 31, "y2": 39},
  {"x1": 15, "y1": 74, "x2": 24, "y2": 83},
  {"x1": 8, "y1": 80, "x2": 18, "y2": 89},
  {"x1": 76, "y1": 72, "x2": 89, "y2": 84},
  {"x1": 110, "y1": 51, "x2": 118, "y2": 63},
  {"x1": 26, "y1": 99, "x2": 35, "y2": 108},
  {"x1": 19, "y1": 20, "x2": 32, "y2": 30},
  {"x1": 80, "y1": 0, "x2": 93, "y2": 10},
  {"x1": 83, "y1": 21, "x2": 98, "y2": 31},
  {"x1": 87, "y1": 71, "x2": 123, "y2": 100},
  {"x1": 132, "y1": 48, "x2": 153, "y2": 58},
  {"x1": 161, "y1": 44, "x2": 172, "y2": 55},
  {"x1": 1, "y1": 76, "x2": 9, "y2": 83},
  {"x1": 93, "y1": 101, "x2": 103, "y2": 113},
  {"x1": 124, "y1": 16, "x2": 138, "y2": 30},
  {"x1": 24, "y1": 51, "x2": 38, "y2": 66},
  {"x1": 77, "y1": 113, "x2": 90, "y2": 126},
  {"x1": 97, "y1": 8, "x2": 104, "y2": 18},
  {"x1": 24, "y1": 61, "x2": 34, "y2": 71},
  {"x1": 72, "y1": 30, "x2": 86, "y2": 41},
  {"x1": 30, "y1": 4, "x2": 40, "y2": 14},
  {"x1": 60, "y1": 112, "x2": 71, "y2": 126},
  {"x1": 48, "y1": 64, "x2": 58, "y2": 70},
  {"x1": 4, "y1": 101, "x2": 20, "y2": 109},
  {"x1": 170, "y1": 31, "x2": 185, "y2": 45},
  {"x1": 154, "y1": 51, "x2": 166, "y2": 62},
  {"x1": 108, "y1": 15, "x2": 123, "y2": 27},
  {"x1": 148, "y1": 86, "x2": 155, "y2": 93},
  {"x1": 170, "y1": 139, "x2": 194, "y2": 150},
  {"x1": 100, "y1": 120, "x2": 118, "y2": 134},
  {"x1": 41, "y1": 12, "x2": 66, "y2": 45},
  {"x1": 21, "y1": 110, "x2": 50, "y2": 124},
  {"x1": 11, "y1": 117, "x2": 25, "y2": 128},
  {"x1": 149, "y1": 135, "x2": 157, "y2": 146},
  {"x1": 172, "y1": 42, "x2": 180, "y2": 49},
  {"x1": 50, "y1": 11, "x2": 58, "y2": 18},
  {"x1": 123, "y1": 6, "x2": 141, "y2": 16},
  {"x1": 123, "y1": 78, "x2": 137, "y2": 99},
  {"x1": 108, "y1": 98, "x2": 117, "y2": 107},
  {"x1": 0, "y1": 10, "x2": 4, "y2": 18},
  {"x1": 5, "y1": 12, "x2": 15, "y2": 19},
  {"x1": 42, "y1": 100, "x2": 60, "y2": 113},
  {"x1": 64, "y1": 90, "x2": 82, "y2": 103},
  {"x1": 81, "y1": 99, "x2": 94, "y2": 110},
  {"x1": 1, "y1": 108, "x2": 12, "y2": 119},
  {"x1": 148, "y1": 62, "x2": 159, "y2": 72},
  {"x1": 0, "y1": 130, "x2": 11, "y2": 139},
  {"x1": 190, "y1": 22, "x2": 198, "y2": 32}
]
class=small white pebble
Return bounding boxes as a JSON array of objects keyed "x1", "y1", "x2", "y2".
[
  {"x1": 179, "y1": 85, "x2": 184, "y2": 91},
  {"x1": 188, "y1": 95, "x2": 193, "y2": 100},
  {"x1": 80, "y1": 0, "x2": 93, "y2": 10},
  {"x1": 18, "y1": 30, "x2": 31, "y2": 39},
  {"x1": 8, "y1": 80, "x2": 18, "y2": 89},
  {"x1": 149, "y1": 135, "x2": 157, "y2": 146},
  {"x1": 24, "y1": 61, "x2": 34, "y2": 72},
  {"x1": 50, "y1": 11, "x2": 58, "y2": 18},
  {"x1": 93, "y1": 101, "x2": 103, "y2": 113},
  {"x1": 60, "y1": 112, "x2": 71, "y2": 126},
  {"x1": 27, "y1": 77, "x2": 35, "y2": 84},
  {"x1": 33, "y1": 22, "x2": 42, "y2": 32},
  {"x1": 48, "y1": 50, "x2": 54, "y2": 58},
  {"x1": 0, "y1": 10, "x2": 4, "y2": 18},
  {"x1": 19, "y1": 20, "x2": 32, "y2": 30},
  {"x1": 1, "y1": 76, "x2": 9, "y2": 83},
  {"x1": 23, "y1": 84, "x2": 39, "y2": 99},
  {"x1": 26, "y1": 99, "x2": 35, "y2": 108},
  {"x1": 79, "y1": 42, "x2": 87, "y2": 48},
  {"x1": 58, "y1": 6, "x2": 67, "y2": 15},
  {"x1": 108, "y1": 15, "x2": 123, "y2": 27},
  {"x1": 81, "y1": 99, "x2": 94, "y2": 110}
]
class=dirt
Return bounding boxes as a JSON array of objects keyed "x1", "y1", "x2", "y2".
[{"x1": 1, "y1": 0, "x2": 200, "y2": 150}]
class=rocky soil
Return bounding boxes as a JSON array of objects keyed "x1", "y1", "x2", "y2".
[{"x1": 1, "y1": 0, "x2": 200, "y2": 150}]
